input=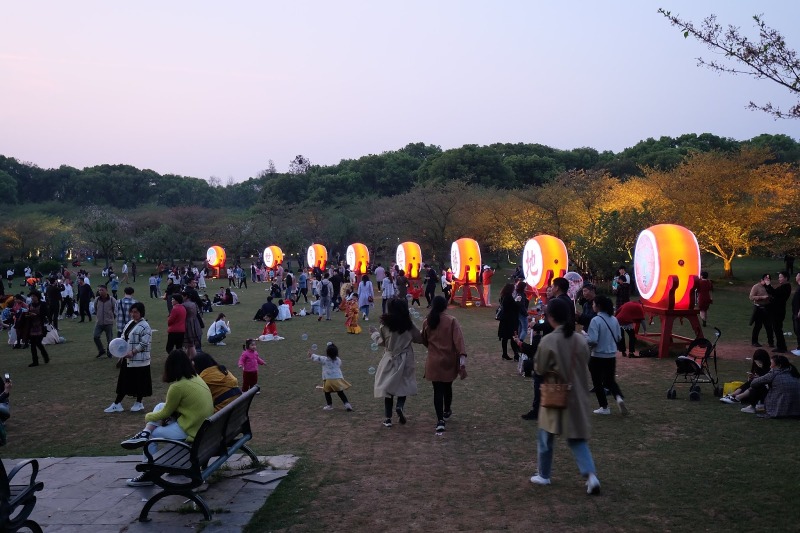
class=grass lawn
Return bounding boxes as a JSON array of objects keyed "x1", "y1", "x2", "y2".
[{"x1": 2, "y1": 256, "x2": 799, "y2": 531}]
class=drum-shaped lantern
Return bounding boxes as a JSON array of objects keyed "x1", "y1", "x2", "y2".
[
  {"x1": 634, "y1": 224, "x2": 701, "y2": 309},
  {"x1": 346, "y1": 243, "x2": 370, "y2": 275},
  {"x1": 450, "y1": 238, "x2": 482, "y2": 284},
  {"x1": 522, "y1": 235, "x2": 568, "y2": 291},
  {"x1": 307, "y1": 244, "x2": 328, "y2": 270},
  {"x1": 396, "y1": 242, "x2": 422, "y2": 279},
  {"x1": 206, "y1": 246, "x2": 226, "y2": 269},
  {"x1": 263, "y1": 246, "x2": 284, "y2": 269}
]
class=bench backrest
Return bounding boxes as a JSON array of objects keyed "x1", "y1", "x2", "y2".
[{"x1": 191, "y1": 385, "x2": 259, "y2": 466}]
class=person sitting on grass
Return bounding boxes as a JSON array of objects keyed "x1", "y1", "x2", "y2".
[
  {"x1": 720, "y1": 349, "x2": 771, "y2": 410},
  {"x1": 747, "y1": 354, "x2": 800, "y2": 418},
  {"x1": 120, "y1": 349, "x2": 213, "y2": 487}
]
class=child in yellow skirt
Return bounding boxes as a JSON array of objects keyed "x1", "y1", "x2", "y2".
[
  {"x1": 308, "y1": 343, "x2": 352, "y2": 411},
  {"x1": 344, "y1": 290, "x2": 361, "y2": 334}
]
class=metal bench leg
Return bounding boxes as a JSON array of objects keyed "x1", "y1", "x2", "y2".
[
  {"x1": 139, "y1": 490, "x2": 213, "y2": 522},
  {"x1": 22, "y1": 519, "x2": 43, "y2": 533},
  {"x1": 241, "y1": 444, "x2": 260, "y2": 466}
]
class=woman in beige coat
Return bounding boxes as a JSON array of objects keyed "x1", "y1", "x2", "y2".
[
  {"x1": 422, "y1": 296, "x2": 467, "y2": 432},
  {"x1": 531, "y1": 298, "x2": 601, "y2": 495},
  {"x1": 372, "y1": 298, "x2": 423, "y2": 428}
]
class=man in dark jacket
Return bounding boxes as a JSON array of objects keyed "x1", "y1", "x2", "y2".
[
  {"x1": 767, "y1": 271, "x2": 792, "y2": 353},
  {"x1": 77, "y1": 277, "x2": 94, "y2": 323},
  {"x1": 45, "y1": 277, "x2": 64, "y2": 329}
]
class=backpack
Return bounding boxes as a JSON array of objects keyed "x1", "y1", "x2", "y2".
[{"x1": 320, "y1": 281, "x2": 329, "y2": 298}]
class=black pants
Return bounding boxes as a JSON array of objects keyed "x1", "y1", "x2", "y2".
[
  {"x1": 425, "y1": 285, "x2": 436, "y2": 306},
  {"x1": 432, "y1": 381, "x2": 452, "y2": 421},
  {"x1": 166, "y1": 332, "x2": 185, "y2": 354},
  {"x1": 79, "y1": 301, "x2": 91, "y2": 321},
  {"x1": 773, "y1": 314, "x2": 787, "y2": 351},
  {"x1": 501, "y1": 337, "x2": 519, "y2": 358},
  {"x1": 149, "y1": 285, "x2": 158, "y2": 298},
  {"x1": 325, "y1": 390, "x2": 349, "y2": 405},
  {"x1": 589, "y1": 357, "x2": 623, "y2": 409},
  {"x1": 60, "y1": 297, "x2": 74, "y2": 317},
  {"x1": 443, "y1": 287, "x2": 451, "y2": 302},
  {"x1": 30, "y1": 335, "x2": 49, "y2": 364},
  {"x1": 530, "y1": 372, "x2": 542, "y2": 412},
  {"x1": 239, "y1": 278, "x2": 247, "y2": 289},
  {"x1": 384, "y1": 395, "x2": 406, "y2": 418},
  {"x1": 48, "y1": 303, "x2": 60, "y2": 330},
  {"x1": 751, "y1": 306, "x2": 774, "y2": 345},
  {"x1": 299, "y1": 288, "x2": 308, "y2": 302},
  {"x1": 411, "y1": 298, "x2": 420, "y2": 307},
  {"x1": 619, "y1": 327, "x2": 636, "y2": 354}
]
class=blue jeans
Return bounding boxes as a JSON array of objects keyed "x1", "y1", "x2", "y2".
[
  {"x1": 537, "y1": 428, "x2": 596, "y2": 480},
  {"x1": 360, "y1": 304, "x2": 371, "y2": 318},
  {"x1": 146, "y1": 402, "x2": 188, "y2": 455}
]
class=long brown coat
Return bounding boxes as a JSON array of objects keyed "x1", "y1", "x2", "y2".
[
  {"x1": 534, "y1": 325, "x2": 592, "y2": 439},
  {"x1": 422, "y1": 313, "x2": 466, "y2": 382},
  {"x1": 372, "y1": 325, "x2": 423, "y2": 398}
]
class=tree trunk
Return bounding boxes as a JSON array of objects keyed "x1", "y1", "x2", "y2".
[{"x1": 723, "y1": 257, "x2": 733, "y2": 278}]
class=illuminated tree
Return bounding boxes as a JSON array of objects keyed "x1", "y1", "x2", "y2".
[
  {"x1": 659, "y1": 9, "x2": 800, "y2": 119},
  {"x1": 640, "y1": 147, "x2": 797, "y2": 277}
]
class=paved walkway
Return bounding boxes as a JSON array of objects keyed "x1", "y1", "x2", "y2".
[{"x1": 12, "y1": 453, "x2": 298, "y2": 532}]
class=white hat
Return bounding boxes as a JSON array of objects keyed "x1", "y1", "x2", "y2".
[{"x1": 483, "y1": 265, "x2": 491, "y2": 270}]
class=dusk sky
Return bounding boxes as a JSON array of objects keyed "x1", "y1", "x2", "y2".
[{"x1": 2, "y1": 1, "x2": 799, "y2": 182}]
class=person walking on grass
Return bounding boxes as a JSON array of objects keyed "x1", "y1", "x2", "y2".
[
  {"x1": 530, "y1": 297, "x2": 601, "y2": 495},
  {"x1": 309, "y1": 343, "x2": 353, "y2": 412},
  {"x1": 372, "y1": 298, "x2": 423, "y2": 428},
  {"x1": 93, "y1": 285, "x2": 117, "y2": 358},
  {"x1": 422, "y1": 296, "x2": 467, "y2": 433},
  {"x1": 587, "y1": 295, "x2": 628, "y2": 416}
]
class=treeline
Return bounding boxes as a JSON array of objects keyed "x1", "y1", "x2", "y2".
[{"x1": 1, "y1": 133, "x2": 797, "y2": 208}]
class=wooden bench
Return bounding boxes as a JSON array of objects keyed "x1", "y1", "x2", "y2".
[
  {"x1": 0, "y1": 459, "x2": 44, "y2": 533},
  {"x1": 135, "y1": 385, "x2": 260, "y2": 522}
]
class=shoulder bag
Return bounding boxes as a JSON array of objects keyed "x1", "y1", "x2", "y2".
[{"x1": 540, "y1": 337, "x2": 578, "y2": 409}]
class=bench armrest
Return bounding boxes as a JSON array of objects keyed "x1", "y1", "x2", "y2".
[
  {"x1": 7, "y1": 459, "x2": 39, "y2": 486},
  {"x1": 142, "y1": 438, "x2": 192, "y2": 463}
]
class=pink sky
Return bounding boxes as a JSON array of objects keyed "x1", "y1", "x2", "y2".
[{"x1": 2, "y1": 1, "x2": 799, "y2": 182}]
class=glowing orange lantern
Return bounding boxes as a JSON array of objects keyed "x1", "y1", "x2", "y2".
[
  {"x1": 634, "y1": 224, "x2": 700, "y2": 309},
  {"x1": 450, "y1": 238, "x2": 482, "y2": 284},
  {"x1": 206, "y1": 246, "x2": 226, "y2": 269},
  {"x1": 346, "y1": 243, "x2": 370, "y2": 275},
  {"x1": 522, "y1": 235, "x2": 567, "y2": 291},
  {"x1": 263, "y1": 246, "x2": 284, "y2": 269},
  {"x1": 307, "y1": 244, "x2": 328, "y2": 270},
  {"x1": 396, "y1": 242, "x2": 422, "y2": 279}
]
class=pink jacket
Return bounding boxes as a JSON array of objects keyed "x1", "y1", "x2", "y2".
[{"x1": 238, "y1": 349, "x2": 266, "y2": 372}]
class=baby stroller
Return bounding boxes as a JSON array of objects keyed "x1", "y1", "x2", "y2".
[{"x1": 667, "y1": 327, "x2": 722, "y2": 401}]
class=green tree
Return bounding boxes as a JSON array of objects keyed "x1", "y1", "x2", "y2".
[{"x1": 80, "y1": 206, "x2": 131, "y2": 267}]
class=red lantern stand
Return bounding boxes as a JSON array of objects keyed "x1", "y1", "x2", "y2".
[
  {"x1": 450, "y1": 278, "x2": 485, "y2": 307},
  {"x1": 637, "y1": 275, "x2": 703, "y2": 359},
  {"x1": 205, "y1": 261, "x2": 222, "y2": 279}
]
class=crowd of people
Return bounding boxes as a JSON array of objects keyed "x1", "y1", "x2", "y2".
[{"x1": 4, "y1": 254, "x2": 800, "y2": 496}]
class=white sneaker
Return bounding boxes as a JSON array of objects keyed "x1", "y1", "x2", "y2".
[
  {"x1": 791, "y1": 349, "x2": 800, "y2": 356},
  {"x1": 616, "y1": 396, "x2": 628, "y2": 416},
  {"x1": 216, "y1": 341, "x2": 226, "y2": 346},
  {"x1": 130, "y1": 402, "x2": 144, "y2": 412},
  {"x1": 593, "y1": 407, "x2": 611, "y2": 415},
  {"x1": 344, "y1": 402, "x2": 353, "y2": 412},
  {"x1": 586, "y1": 473, "x2": 601, "y2": 495},
  {"x1": 740, "y1": 405, "x2": 756, "y2": 414},
  {"x1": 322, "y1": 405, "x2": 334, "y2": 411},
  {"x1": 530, "y1": 474, "x2": 551, "y2": 485},
  {"x1": 104, "y1": 402, "x2": 123, "y2": 413}
]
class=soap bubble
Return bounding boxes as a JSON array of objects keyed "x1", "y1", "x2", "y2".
[
  {"x1": 368, "y1": 366, "x2": 376, "y2": 375},
  {"x1": 301, "y1": 333, "x2": 308, "y2": 341},
  {"x1": 370, "y1": 343, "x2": 379, "y2": 352},
  {"x1": 311, "y1": 343, "x2": 318, "y2": 351}
]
